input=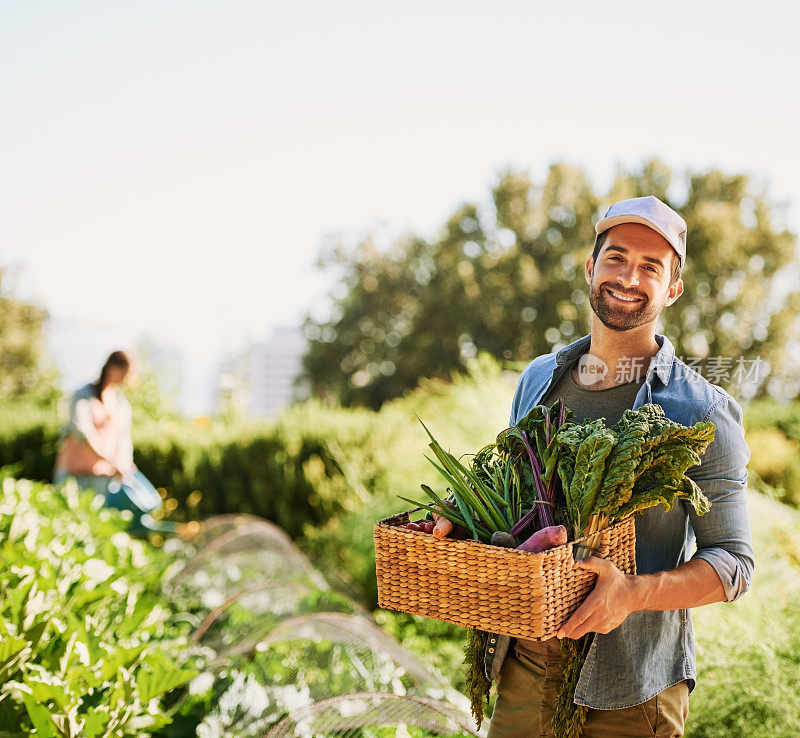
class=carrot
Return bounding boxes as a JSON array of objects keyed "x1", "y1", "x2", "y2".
[{"x1": 432, "y1": 517, "x2": 453, "y2": 539}]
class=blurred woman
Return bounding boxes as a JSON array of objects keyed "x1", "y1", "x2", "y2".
[
  {"x1": 53, "y1": 350, "x2": 179, "y2": 535},
  {"x1": 54, "y1": 350, "x2": 136, "y2": 493},
  {"x1": 53, "y1": 351, "x2": 181, "y2": 537}
]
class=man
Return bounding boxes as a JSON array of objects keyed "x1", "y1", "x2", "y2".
[{"x1": 435, "y1": 196, "x2": 754, "y2": 737}]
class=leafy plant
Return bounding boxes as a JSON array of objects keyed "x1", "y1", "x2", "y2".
[
  {"x1": 0, "y1": 474, "x2": 200, "y2": 736},
  {"x1": 463, "y1": 630, "x2": 491, "y2": 729},
  {"x1": 556, "y1": 403, "x2": 715, "y2": 540},
  {"x1": 404, "y1": 400, "x2": 571, "y2": 547}
]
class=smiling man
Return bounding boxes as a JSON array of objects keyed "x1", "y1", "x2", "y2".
[{"x1": 480, "y1": 196, "x2": 754, "y2": 737}]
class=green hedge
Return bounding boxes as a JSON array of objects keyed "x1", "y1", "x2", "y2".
[
  {"x1": 133, "y1": 420, "x2": 350, "y2": 539},
  {"x1": 742, "y1": 398, "x2": 800, "y2": 508},
  {"x1": 0, "y1": 356, "x2": 512, "y2": 535},
  {"x1": 0, "y1": 397, "x2": 61, "y2": 480},
  {"x1": 0, "y1": 396, "x2": 361, "y2": 540}
]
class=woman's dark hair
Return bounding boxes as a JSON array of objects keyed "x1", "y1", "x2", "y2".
[
  {"x1": 92, "y1": 351, "x2": 131, "y2": 399},
  {"x1": 592, "y1": 231, "x2": 682, "y2": 286}
]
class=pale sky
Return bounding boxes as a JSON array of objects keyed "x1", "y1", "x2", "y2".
[{"x1": 2, "y1": 0, "x2": 798, "y2": 411}]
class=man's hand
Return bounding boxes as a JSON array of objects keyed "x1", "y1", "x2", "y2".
[
  {"x1": 556, "y1": 556, "x2": 729, "y2": 640},
  {"x1": 556, "y1": 556, "x2": 641, "y2": 640}
]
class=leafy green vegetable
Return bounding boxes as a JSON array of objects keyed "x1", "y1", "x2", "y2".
[
  {"x1": 552, "y1": 636, "x2": 592, "y2": 738},
  {"x1": 564, "y1": 422, "x2": 617, "y2": 537},
  {"x1": 556, "y1": 403, "x2": 715, "y2": 540},
  {"x1": 463, "y1": 629, "x2": 491, "y2": 729}
]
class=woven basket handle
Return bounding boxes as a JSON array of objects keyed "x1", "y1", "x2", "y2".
[{"x1": 378, "y1": 507, "x2": 424, "y2": 526}]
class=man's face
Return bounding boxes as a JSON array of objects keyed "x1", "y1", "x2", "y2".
[{"x1": 587, "y1": 223, "x2": 683, "y2": 332}]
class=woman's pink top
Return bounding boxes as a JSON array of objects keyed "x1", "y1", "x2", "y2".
[{"x1": 54, "y1": 383, "x2": 134, "y2": 477}]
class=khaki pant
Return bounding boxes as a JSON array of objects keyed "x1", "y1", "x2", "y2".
[{"x1": 487, "y1": 640, "x2": 689, "y2": 738}]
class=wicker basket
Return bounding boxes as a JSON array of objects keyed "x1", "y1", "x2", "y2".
[{"x1": 374, "y1": 510, "x2": 636, "y2": 640}]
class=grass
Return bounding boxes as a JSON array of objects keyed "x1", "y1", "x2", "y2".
[{"x1": 686, "y1": 491, "x2": 800, "y2": 737}]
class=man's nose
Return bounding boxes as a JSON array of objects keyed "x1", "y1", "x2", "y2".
[{"x1": 616, "y1": 264, "x2": 640, "y2": 288}]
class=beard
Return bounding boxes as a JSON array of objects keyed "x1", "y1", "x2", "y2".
[{"x1": 589, "y1": 280, "x2": 664, "y2": 331}]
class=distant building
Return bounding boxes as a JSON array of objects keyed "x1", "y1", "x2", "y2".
[
  {"x1": 215, "y1": 328, "x2": 308, "y2": 419},
  {"x1": 247, "y1": 328, "x2": 308, "y2": 418}
]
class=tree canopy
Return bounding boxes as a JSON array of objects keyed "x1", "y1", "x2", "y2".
[
  {"x1": 0, "y1": 267, "x2": 51, "y2": 397},
  {"x1": 302, "y1": 159, "x2": 800, "y2": 408}
]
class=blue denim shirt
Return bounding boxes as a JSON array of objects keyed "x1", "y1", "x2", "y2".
[{"x1": 505, "y1": 333, "x2": 754, "y2": 709}]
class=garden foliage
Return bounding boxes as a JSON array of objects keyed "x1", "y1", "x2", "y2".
[
  {"x1": 743, "y1": 398, "x2": 800, "y2": 508},
  {"x1": 1, "y1": 364, "x2": 800, "y2": 734},
  {"x1": 0, "y1": 473, "x2": 198, "y2": 737}
]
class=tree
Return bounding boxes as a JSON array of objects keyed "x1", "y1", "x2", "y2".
[
  {"x1": 0, "y1": 267, "x2": 53, "y2": 397},
  {"x1": 302, "y1": 160, "x2": 800, "y2": 407}
]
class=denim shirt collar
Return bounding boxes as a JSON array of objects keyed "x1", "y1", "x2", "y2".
[{"x1": 554, "y1": 332, "x2": 676, "y2": 387}]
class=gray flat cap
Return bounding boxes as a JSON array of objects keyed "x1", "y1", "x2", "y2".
[{"x1": 595, "y1": 195, "x2": 687, "y2": 267}]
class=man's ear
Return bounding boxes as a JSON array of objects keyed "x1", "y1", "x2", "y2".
[
  {"x1": 665, "y1": 278, "x2": 684, "y2": 307},
  {"x1": 585, "y1": 254, "x2": 594, "y2": 285}
]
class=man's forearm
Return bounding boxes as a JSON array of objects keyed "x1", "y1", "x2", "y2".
[{"x1": 632, "y1": 558, "x2": 727, "y2": 611}]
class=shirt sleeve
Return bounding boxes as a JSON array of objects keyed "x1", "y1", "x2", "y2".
[
  {"x1": 509, "y1": 361, "x2": 536, "y2": 426},
  {"x1": 114, "y1": 396, "x2": 135, "y2": 470},
  {"x1": 68, "y1": 394, "x2": 96, "y2": 443},
  {"x1": 686, "y1": 392, "x2": 754, "y2": 602}
]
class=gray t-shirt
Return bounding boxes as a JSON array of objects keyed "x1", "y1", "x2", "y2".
[{"x1": 541, "y1": 358, "x2": 645, "y2": 427}]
